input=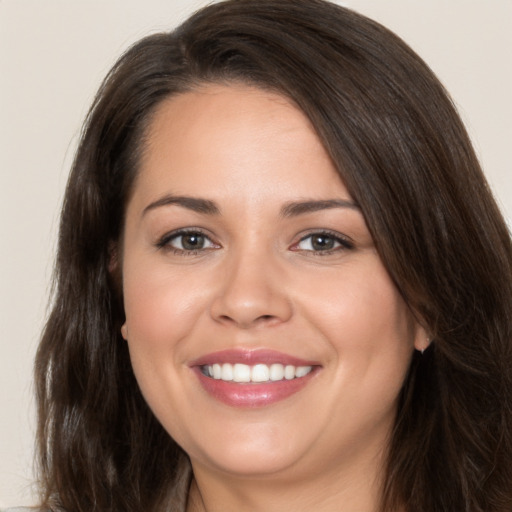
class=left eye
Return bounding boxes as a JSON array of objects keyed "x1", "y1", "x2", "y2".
[
  {"x1": 164, "y1": 231, "x2": 216, "y2": 251},
  {"x1": 295, "y1": 233, "x2": 348, "y2": 252}
]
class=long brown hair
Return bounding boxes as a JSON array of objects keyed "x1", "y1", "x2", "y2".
[{"x1": 35, "y1": 1, "x2": 512, "y2": 510}]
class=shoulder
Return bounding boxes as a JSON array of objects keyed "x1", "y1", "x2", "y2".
[{"x1": 1, "y1": 508, "x2": 46, "y2": 512}]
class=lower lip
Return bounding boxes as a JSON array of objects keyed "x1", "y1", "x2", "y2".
[{"x1": 193, "y1": 368, "x2": 317, "y2": 407}]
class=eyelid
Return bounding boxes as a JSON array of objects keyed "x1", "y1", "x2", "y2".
[
  {"x1": 290, "y1": 229, "x2": 354, "y2": 253},
  {"x1": 155, "y1": 227, "x2": 353, "y2": 255},
  {"x1": 155, "y1": 227, "x2": 219, "y2": 252}
]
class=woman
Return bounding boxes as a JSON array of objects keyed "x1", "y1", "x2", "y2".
[{"x1": 32, "y1": 0, "x2": 512, "y2": 511}]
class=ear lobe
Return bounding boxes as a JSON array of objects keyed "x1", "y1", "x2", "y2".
[
  {"x1": 413, "y1": 323, "x2": 431, "y2": 353},
  {"x1": 121, "y1": 323, "x2": 128, "y2": 340}
]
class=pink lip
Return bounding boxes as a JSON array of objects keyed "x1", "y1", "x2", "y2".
[{"x1": 190, "y1": 349, "x2": 320, "y2": 408}]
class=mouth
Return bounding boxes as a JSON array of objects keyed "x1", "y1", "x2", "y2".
[{"x1": 191, "y1": 349, "x2": 320, "y2": 407}]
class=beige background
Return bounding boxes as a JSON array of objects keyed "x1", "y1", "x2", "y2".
[{"x1": 1, "y1": 0, "x2": 510, "y2": 507}]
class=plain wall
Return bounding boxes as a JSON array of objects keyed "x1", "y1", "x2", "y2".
[{"x1": 1, "y1": 0, "x2": 510, "y2": 506}]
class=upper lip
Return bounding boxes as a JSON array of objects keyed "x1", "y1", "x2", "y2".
[{"x1": 189, "y1": 348, "x2": 320, "y2": 367}]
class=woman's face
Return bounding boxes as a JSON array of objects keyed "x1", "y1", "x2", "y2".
[{"x1": 121, "y1": 84, "x2": 426, "y2": 483}]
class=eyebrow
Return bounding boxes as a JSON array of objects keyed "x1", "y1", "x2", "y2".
[
  {"x1": 142, "y1": 195, "x2": 220, "y2": 216},
  {"x1": 142, "y1": 195, "x2": 359, "y2": 218},
  {"x1": 280, "y1": 199, "x2": 360, "y2": 217}
]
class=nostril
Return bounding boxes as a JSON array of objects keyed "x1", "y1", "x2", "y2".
[
  {"x1": 216, "y1": 313, "x2": 280, "y2": 329},
  {"x1": 253, "y1": 314, "x2": 282, "y2": 327},
  {"x1": 210, "y1": 285, "x2": 293, "y2": 328}
]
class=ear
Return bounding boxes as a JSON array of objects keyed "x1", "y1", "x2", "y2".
[
  {"x1": 108, "y1": 241, "x2": 126, "y2": 339},
  {"x1": 108, "y1": 240, "x2": 125, "y2": 301},
  {"x1": 413, "y1": 322, "x2": 431, "y2": 353},
  {"x1": 108, "y1": 240, "x2": 119, "y2": 274}
]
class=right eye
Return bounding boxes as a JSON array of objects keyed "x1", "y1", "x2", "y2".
[{"x1": 157, "y1": 230, "x2": 218, "y2": 254}]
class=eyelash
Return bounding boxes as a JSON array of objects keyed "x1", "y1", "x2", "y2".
[
  {"x1": 291, "y1": 230, "x2": 354, "y2": 256},
  {"x1": 155, "y1": 228, "x2": 218, "y2": 255},
  {"x1": 156, "y1": 228, "x2": 354, "y2": 256}
]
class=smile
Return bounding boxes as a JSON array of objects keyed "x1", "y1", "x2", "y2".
[
  {"x1": 201, "y1": 363, "x2": 313, "y2": 383},
  {"x1": 191, "y1": 349, "x2": 320, "y2": 407}
]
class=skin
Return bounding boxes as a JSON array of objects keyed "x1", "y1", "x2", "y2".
[{"x1": 120, "y1": 84, "x2": 428, "y2": 512}]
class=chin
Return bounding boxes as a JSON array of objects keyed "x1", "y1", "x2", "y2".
[
  {"x1": 185, "y1": 426, "x2": 309, "y2": 479},
  {"x1": 194, "y1": 449, "x2": 301, "y2": 479}
]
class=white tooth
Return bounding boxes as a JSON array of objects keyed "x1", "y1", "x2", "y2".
[
  {"x1": 233, "y1": 363, "x2": 251, "y2": 382},
  {"x1": 295, "y1": 366, "x2": 312, "y2": 378},
  {"x1": 221, "y1": 363, "x2": 234, "y2": 381},
  {"x1": 212, "y1": 363, "x2": 222, "y2": 379},
  {"x1": 270, "y1": 363, "x2": 285, "y2": 381},
  {"x1": 251, "y1": 364, "x2": 270, "y2": 382},
  {"x1": 207, "y1": 365, "x2": 213, "y2": 377},
  {"x1": 284, "y1": 365, "x2": 295, "y2": 380}
]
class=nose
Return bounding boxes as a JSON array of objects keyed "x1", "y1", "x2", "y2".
[{"x1": 210, "y1": 247, "x2": 293, "y2": 329}]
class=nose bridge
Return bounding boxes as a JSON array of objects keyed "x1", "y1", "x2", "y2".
[{"x1": 210, "y1": 236, "x2": 292, "y2": 328}]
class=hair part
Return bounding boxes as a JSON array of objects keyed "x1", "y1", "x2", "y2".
[{"x1": 35, "y1": 1, "x2": 512, "y2": 511}]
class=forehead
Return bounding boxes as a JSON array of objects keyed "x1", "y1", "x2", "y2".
[{"x1": 131, "y1": 83, "x2": 348, "y2": 211}]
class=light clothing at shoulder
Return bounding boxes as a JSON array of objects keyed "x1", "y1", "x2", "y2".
[{"x1": 1, "y1": 508, "x2": 43, "y2": 512}]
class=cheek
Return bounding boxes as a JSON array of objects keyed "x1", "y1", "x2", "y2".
[
  {"x1": 301, "y1": 262, "x2": 413, "y2": 344},
  {"x1": 121, "y1": 260, "x2": 205, "y2": 434},
  {"x1": 122, "y1": 258, "x2": 209, "y2": 362},
  {"x1": 299, "y1": 265, "x2": 414, "y2": 440},
  {"x1": 296, "y1": 260, "x2": 415, "y2": 392}
]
